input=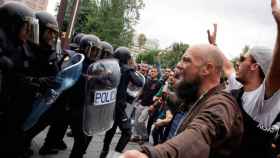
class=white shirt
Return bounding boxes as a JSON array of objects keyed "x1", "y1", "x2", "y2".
[{"x1": 227, "y1": 73, "x2": 280, "y2": 128}]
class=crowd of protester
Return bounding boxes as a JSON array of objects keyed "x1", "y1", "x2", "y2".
[{"x1": 1, "y1": 0, "x2": 280, "y2": 158}]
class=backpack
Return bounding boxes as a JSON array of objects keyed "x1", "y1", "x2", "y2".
[{"x1": 231, "y1": 88, "x2": 279, "y2": 158}]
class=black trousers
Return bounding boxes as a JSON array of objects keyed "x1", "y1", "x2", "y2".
[
  {"x1": 42, "y1": 107, "x2": 92, "y2": 158},
  {"x1": 101, "y1": 119, "x2": 132, "y2": 153},
  {"x1": 147, "y1": 113, "x2": 158, "y2": 137},
  {"x1": 68, "y1": 108, "x2": 92, "y2": 158},
  {"x1": 24, "y1": 96, "x2": 68, "y2": 148}
]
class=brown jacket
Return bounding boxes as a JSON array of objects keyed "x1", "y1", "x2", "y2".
[{"x1": 141, "y1": 85, "x2": 244, "y2": 158}]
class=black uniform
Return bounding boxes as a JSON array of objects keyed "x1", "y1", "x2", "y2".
[
  {"x1": 36, "y1": 33, "x2": 87, "y2": 155},
  {"x1": 39, "y1": 34, "x2": 102, "y2": 158},
  {"x1": 0, "y1": 30, "x2": 38, "y2": 157},
  {"x1": 21, "y1": 12, "x2": 61, "y2": 156},
  {"x1": 22, "y1": 42, "x2": 60, "y2": 150},
  {"x1": 100, "y1": 47, "x2": 143, "y2": 158},
  {"x1": 0, "y1": 2, "x2": 41, "y2": 157}
]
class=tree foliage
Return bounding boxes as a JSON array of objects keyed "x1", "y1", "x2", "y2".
[
  {"x1": 59, "y1": 0, "x2": 144, "y2": 48},
  {"x1": 136, "y1": 49, "x2": 159, "y2": 65},
  {"x1": 136, "y1": 42, "x2": 189, "y2": 68},
  {"x1": 138, "y1": 33, "x2": 147, "y2": 49},
  {"x1": 160, "y1": 43, "x2": 189, "y2": 68}
]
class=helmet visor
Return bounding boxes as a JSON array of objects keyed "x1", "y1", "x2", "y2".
[
  {"x1": 101, "y1": 49, "x2": 113, "y2": 59},
  {"x1": 24, "y1": 16, "x2": 39, "y2": 45},
  {"x1": 42, "y1": 28, "x2": 59, "y2": 50},
  {"x1": 86, "y1": 45, "x2": 101, "y2": 61}
]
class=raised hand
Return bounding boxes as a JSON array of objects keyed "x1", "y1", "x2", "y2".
[
  {"x1": 207, "y1": 23, "x2": 217, "y2": 46},
  {"x1": 272, "y1": 0, "x2": 280, "y2": 26}
]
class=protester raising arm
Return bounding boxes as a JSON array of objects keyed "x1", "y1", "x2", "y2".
[
  {"x1": 207, "y1": 24, "x2": 235, "y2": 78},
  {"x1": 266, "y1": 0, "x2": 280, "y2": 97}
]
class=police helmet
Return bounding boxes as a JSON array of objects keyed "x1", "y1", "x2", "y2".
[
  {"x1": 100, "y1": 41, "x2": 113, "y2": 59},
  {"x1": 35, "y1": 11, "x2": 59, "y2": 33},
  {"x1": 0, "y1": 2, "x2": 39, "y2": 44},
  {"x1": 79, "y1": 34, "x2": 101, "y2": 61},
  {"x1": 69, "y1": 33, "x2": 85, "y2": 50},
  {"x1": 35, "y1": 11, "x2": 59, "y2": 49},
  {"x1": 113, "y1": 47, "x2": 132, "y2": 65}
]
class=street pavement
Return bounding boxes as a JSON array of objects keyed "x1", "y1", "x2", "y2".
[{"x1": 30, "y1": 127, "x2": 141, "y2": 158}]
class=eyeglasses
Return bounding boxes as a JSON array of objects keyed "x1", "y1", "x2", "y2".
[{"x1": 240, "y1": 55, "x2": 256, "y2": 63}]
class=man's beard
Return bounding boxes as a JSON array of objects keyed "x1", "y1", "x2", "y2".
[{"x1": 175, "y1": 78, "x2": 200, "y2": 106}]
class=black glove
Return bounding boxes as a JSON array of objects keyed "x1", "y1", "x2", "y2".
[
  {"x1": 24, "y1": 76, "x2": 59, "y2": 94},
  {"x1": 0, "y1": 55, "x2": 14, "y2": 70},
  {"x1": 37, "y1": 76, "x2": 59, "y2": 91}
]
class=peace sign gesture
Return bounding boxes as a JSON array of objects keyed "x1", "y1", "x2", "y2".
[{"x1": 207, "y1": 23, "x2": 217, "y2": 46}]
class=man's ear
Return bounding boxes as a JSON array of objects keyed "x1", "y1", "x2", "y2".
[
  {"x1": 200, "y1": 63, "x2": 213, "y2": 76},
  {"x1": 250, "y1": 63, "x2": 259, "y2": 71}
]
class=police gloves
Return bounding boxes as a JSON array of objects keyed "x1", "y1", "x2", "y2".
[
  {"x1": 25, "y1": 76, "x2": 59, "y2": 94},
  {"x1": 0, "y1": 55, "x2": 14, "y2": 70}
]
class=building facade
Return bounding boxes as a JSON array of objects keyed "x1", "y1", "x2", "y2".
[{"x1": 0, "y1": 0, "x2": 48, "y2": 11}]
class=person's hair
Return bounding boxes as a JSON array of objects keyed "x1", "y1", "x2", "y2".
[{"x1": 151, "y1": 66, "x2": 158, "y2": 71}]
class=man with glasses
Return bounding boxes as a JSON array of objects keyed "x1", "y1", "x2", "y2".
[{"x1": 205, "y1": 0, "x2": 280, "y2": 157}]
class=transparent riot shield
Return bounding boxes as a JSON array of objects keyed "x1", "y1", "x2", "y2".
[
  {"x1": 127, "y1": 72, "x2": 145, "y2": 98},
  {"x1": 125, "y1": 72, "x2": 145, "y2": 117},
  {"x1": 83, "y1": 59, "x2": 121, "y2": 136},
  {"x1": 22, "y1": 53, "x2": 85, "y2": 131}
]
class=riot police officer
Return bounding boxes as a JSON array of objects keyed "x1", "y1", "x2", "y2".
[
  {"x1": 38, "y1": 34, "x2": 103, "y2": 158},
  {"x1": 22, "y1": 11, "x2": 61, "y2": 156},
  {"x1": 99, "y1": 47, "x2": 144, "y2": 158},
  {"x1": 68, "y1": 34, "x2": 102, "y2": 158},
  {"x1": 100, "y1": 41, "x2": 114, "y2": 59},
  {"x1": 69, "y1": 33, "x2": 85, "y2": 50},
  {"x1": 0, "y1": 2, "x2": 40, "y2": 157},
  {"x1": 36, "y1": 33, "x2": 87, "y2": 153},
  {"x1": 28, "y1": 11, "x2": 60, "y2": 84}
]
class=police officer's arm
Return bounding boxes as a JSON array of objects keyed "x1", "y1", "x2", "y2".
[
  {"x1": 266, "y1": 0, "x2": 280, "y2": 97},
  {"x1": 0, "y1": 38, "x2": 14, "y2": 70},
  {"x1": 128, "y1": 59, "x2": 144, "y2": 87},
  {"x1": 129, "y1": 70, "x2": 144, "y2": 87},
  {"x1": 207, "y1": 24, "x2": 235, "y2": 78},
  {"x1": 0, "y1": 55, "x2": 14, "y2": 70}
]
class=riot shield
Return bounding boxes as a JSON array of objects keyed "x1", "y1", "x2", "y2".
[
  {"x1": 22, "y1": 53, "x2": 85, "y2": 131},
  {"x1": 127, "y1": 72, "x2": 145, "y2": 98},
  {"x1": 125, "y1": 72, "x2": 145, "y2": 117},
  {"x1": 83, "y1": 59, "x2": 121, "y2": 136}
]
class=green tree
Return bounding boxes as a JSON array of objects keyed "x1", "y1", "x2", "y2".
[
  {"x1": 59, "y1": 0, "x2": 144, "y2": 48},
  {"x1": 84, "y1": 0, "x2": 144, "y2": 48},
  {"x1": 136, "y1": 49, "x2": 159, "y2": 65},
  {"x1": 136, "y1": 42, "x2": 189, "y2": 68},
  {"x1": 138, "y1": 33, "x2": 147, "y2": 49},
  {"x1": 160, "y1": 42, "x2": 189, "y2": 68},
  {"x1": 57, "y1": 0, "x2": 95, "y2": 33}
]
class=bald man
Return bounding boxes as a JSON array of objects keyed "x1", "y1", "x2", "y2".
[{"x1": 120, "y1": 44, "x2": 244, "y2": 158}]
